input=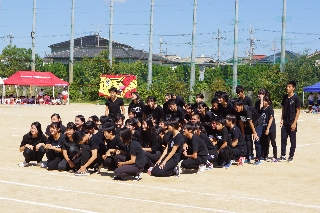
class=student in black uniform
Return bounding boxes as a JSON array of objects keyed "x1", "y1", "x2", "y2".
[
  {"x1": 163, "y1": 93, "x2": 186, "y2": 117},
  {"x1": 181, "y1": 122, "x2": 208, "y2": 174},
  {"x1": 88, "y1": 115, "x2": 101, "y2": 129},
  {"x1": 279, "y1": 80, "x2": 301, "y2": 162},
  {"x1": 125, "y1": 118, "x2": 140, "y2": 142},
  {"x1": 44, "y1": 122, "x2": 65, "y2": 170},
  {"x1": 214, "y1": 118, "x2": 233, "y2": 169},
  {"x1": 19, "y1": 122, "x2": 48, "y2": 167},
  {"x1": 113, "y1": 128, "x2": 146, "y2": 181},
  {"x1": 236, "y1": 86, "x2": 252, "y2": 106},
  {"x1": 210, "y1": 97, "x2": 220, "y2": 117},
  {"x1": 167, "y1": 99, "x2": 186, "y2": 124},
  {"x1": 234, "y1": 101, "x2": 264, "y2": 165},
  {"x1": 184, "y1": 103, "x2": 194, "y2": 122},
  {"x1": 140, "y1": 117, "x2": 162, "y2": 169},
  {"x1": 45, "y1": 113, "x2": 67, "y2": 137},
  {"x1": 128, "y1": 92, "x2": 145, "y2": 119},
  {"x1": 105, "y1": 87, "x2": 125, "y2": 118},
  {"x1": 102, "y1": 124, "x2": 124, "y2": 170},
  {"x1": 218, "y1": 93, "x2": 233, "y2": 118},
  {"x1": 114, "y1": 114, "x2": 125, "y2": 135},
  {"x1": 72, "y1": 129, "x2": 106, "y2": 176},
  {"x1": 143, "y1": 96, "x2": 164, "y2": 123},
  {"x1": 260, "y1": 96, "x2": 278, "y2": 163},
  {"x1": 58, "y1": 122, "x2": 81, "y2": 172},
  {"x1": 151, "y1": 118, "x2": 184, "y2": 177},
  {"x1": 194, "y1": 122, "x2": 218, "y2": 169},
  {"x1": 75, "y1": 115, "x2": 85, "y2": 132},
  {"x1": 254, "y1": 89, "x2": 271, "y2": 115},
  {"x1": 225, "y1": 114, "x2": 247, "y2": 166}
]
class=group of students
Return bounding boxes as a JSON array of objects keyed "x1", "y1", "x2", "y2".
[{"x1": 18, "y1": 81, "x2": 301, "y2": 181}]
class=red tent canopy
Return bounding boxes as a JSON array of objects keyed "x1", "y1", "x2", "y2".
[{"x1": 4, "y1": 71, "x2": 69, "y2": 86}]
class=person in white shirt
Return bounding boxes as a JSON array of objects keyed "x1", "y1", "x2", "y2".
[{"x1": 62, "y1": 88, "x2": 68, "y2": 105}]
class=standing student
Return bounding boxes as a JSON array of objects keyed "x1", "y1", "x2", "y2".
[
  {"x1": 225, "y1": 114, "x2": 247, "y2": 166},
  {"x1": 62, "y1": 88, "x2": 68, "y2": 105},
  {"x1": 236, "y1": 86, "x2": 252, "y2": 106},
  {"x1": 143, "y1": 96, "x2": 164, "y2": 123},
  {"x1": 234, "y1": 101, "x2": 264, "y2": 165},
  {"x1": 113, "y1": 128, "x2": 146, "y2": 181},
  {"x1": 75, "y1": 115, "x2": 85, "y2": 132},
  {"x1": 214, "y1": 118, "x2": 233, "y2": 169},
  {"x1": 19, "y1": 122, "x2": 48, "y2": 167},
  {"x1": 58, "y1": 122, "x2": 81, "y2": 172},
  {"x1": 151, "y1": 118, "x2": 184, "y2": 177},
  {"x1": 260, "y1": 96, "x2": 277, "y2": 163},
  {"x1": 44, "y1": 122, "x2": 65, "y2": 170},
  {"x1": 105, "y1": 87, "x2": 125, "y2": 118},
  {"x1": 45, "y1": 113, "x2": 67, "y2": 137},
  {"x1": 255, "y1": 89, "x2": 271, "y2": 115},
  {"x1": 139, "y1": 117, "x2": 162, "y2": 169},
  {"x1": 279, "y1": 80, "x2": 301, "y2": 162},
  {"x1": 128, "y1": 92, "x2": 145, "y2": 119},
  {"x1": 102, "y1": 124, "x2": 124, "y2": 171},
  {"x1": 181, "y1": 122, "x2": 208, "y2": 174}
]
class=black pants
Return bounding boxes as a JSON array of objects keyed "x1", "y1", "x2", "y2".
[
  {"x1": 245, "y1": 134, "x2": 254, "y2": 159},
  {"x1": 232, "y1": 146, "x2": 246, "y2": 160},
  {"x1": 144, "y1": 151, "x2": 161, "y2": 168},
  {"x1": 281, "y1": 125, "x2": 297, "y2": 157},
  {"x1": 207, "y1": 150, "x2": 218, "y2": 163},
  {"x1": 151, "y1": 157, "x2": 179, "y2": 177},
  {"x1": 58, "y1": 145, "x2": 81, "y2": 171},
  {"x1": 46, "y1": 149, "x2": 63, "y2": 170},
  {"x1": 103, "y1": 156, "x2": 117, "y2": 170},
  {"x1": 114, "y1": 164, "x2": 143, "y2": 177},
  {"x1": 218, "y1": 146, "x2": 233, "y2": 162},
  {"x1": 181, "y1": 156, "x2": 207, "y2": 169},
  {"x1": 261, "y1": 131, "x2": 277, "y2": 158},
  {"x1": 23, "y1": 146, "x2": 45, "y2": 163},
  {"x1": 81, "y1": 145, "x2": 102, "y2": 168}
]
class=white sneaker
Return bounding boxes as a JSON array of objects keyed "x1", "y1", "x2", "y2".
[
  {"x1": 197, "y1": 164, "x2": 206, "y2": 174},
  {"x1": 133, "y1": 172, "x2": 143, "y2": 181},
  {"x1": 19, "y1": 161, "x2": 29, "y2": 167},
  {"x1": 40, "y1": 162, "x2": 47, "y2": 168}
]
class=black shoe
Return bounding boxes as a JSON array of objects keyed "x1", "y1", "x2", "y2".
[
  {"x1": 113, "y1": 175, "x2": 123, "y2": 180},
  {"x1": 287, "y1": 156, "x2": 293, "y2": 162}
]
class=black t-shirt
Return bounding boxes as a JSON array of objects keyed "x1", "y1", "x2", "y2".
[
  {"x1": 88, "y1": 134, "x2": 107, "y2": 155},
  {"x1": 47, "y1": 134, "x2": 66, "y2": 157},
  {"x1": 128, "y1": 100, "x2": 145, "y2": 119},
  {"x1": 140, "y1": 131, "x2": 161, "y2": 153},
  {"x1": 45, "y1": 124, "x2": 67, "y2": 137},
  {"x1": 239, "y1": 96, "x2": 252, "y2": 106},
  {"x1": 199, "y1": 132, "x2": 217, "y2": 154},
  {"x1": 229, "y1": 125, "x2": 246, "y2": 147},
  {"x1": 218, "y1": 103, "x2": 234, "y2": 118},
  {"x1": 261, "y1": 106, "x2": 276, "y2": 133},
  {"x1": 218, "y1": 127, "x2": 232, "y2": 148},
  {"x1": 144, "y1": 105, "x2": 164, "y2": 122},
  {"x1": 254, "y1": 100, "x2": 264, "y2": 115},
  {"x1": 175, "y1": 96, "x2": 186, "y2": 108},
  {"x1": 20, "y1": 133, "x2": 48, "y2": 147},
  {"x1": 167, "y1": 132, "x2": 184, "y2": 160},
  {"x1": 210, "y1": 108, "x2": 220, "y2": 117},
  {"x1": 236, "y1": 105, "x2": 263, "y2": 133},
  {"x1": 105, "y1": 97, "x2": 124, "y2": 116},
  {"x1": 61, "y1": 136, "x2": 79, "y2": 156},
  {"x1": 187, "y1": 135, "x2": 208, "y2": 157},
  {"x1": 168, "y1": 106, "x2": 186, "y2": 123},
  {"x1": 129, "y1": 140, "x2": 146, "y2": 168},
  {"x1": 281, "y1": 94, "x2": 301, "y2": 126},
  {"x1": 106, "y1": 135, "x2": 124, "y2": 151},
  {"x1": 163, "y1": 131, "x2": 173, "y2": 147}
]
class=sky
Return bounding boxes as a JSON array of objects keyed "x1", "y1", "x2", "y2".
[{"x1": 0, "y1": 0, "x2": 319, "y2": 60}]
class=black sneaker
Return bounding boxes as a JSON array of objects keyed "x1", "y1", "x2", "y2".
[
  {"x1": 287, "y1": 156, "x2": 293, "y2": 162},
  {"x1": 113, "y1": 175, "x2": 123, "y2": 180},
  {"x1": 278, "y1": 156, "x2": 286, "y2": 161},
  {"x1": 173, "y1": 166, "x2": 180, "y2": 177},
  {"x1": 133, "y1": 172, "x2": 142, "y2": 181}
]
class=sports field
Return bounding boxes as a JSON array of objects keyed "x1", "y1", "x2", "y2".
[{"x1": 0, "y1": 104, "x2": 319, "y2": 213}]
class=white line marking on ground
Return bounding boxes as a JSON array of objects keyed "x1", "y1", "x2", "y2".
[
  {"x1": 0, "y1": 180, "x2": 234, "y2": 213},
  {"x1": 297, "y1": 142, "x2": 320, "y2": 147},
  {"x1": 0, "y1": 196, "x2": 97, "y2": 213},
  {"x1": 1, "y1": 168, "x2": 320, "y2": 210}
]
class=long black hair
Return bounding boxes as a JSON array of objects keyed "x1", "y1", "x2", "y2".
[
  {"x1": 27, "y1": 121, "x2": 44, "y2": 144},
  {"x1": 139, "y1": 117, "x2": 156, "y2": 148}
]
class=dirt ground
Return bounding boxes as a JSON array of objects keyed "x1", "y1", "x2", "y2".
[{"x1": 0, "y1": 103, "x2": 319, "y2": 213}]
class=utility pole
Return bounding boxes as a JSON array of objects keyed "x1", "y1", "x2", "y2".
[
  {"x1": 69, "y1": 0, "x2": 75, "y2": 84},
  {"x1": 272, "y1": 39, "x2": 278, "y2": 64},
  {"x1": 109, "y1": 0, "x2": 114, "y2": 68},
  {"x1": 159, "y1": 36, "x2": 163, "y2": 55},
  {"x1": 31, "y1": 0, "x2": 36, "y2": 71},
  {"x1": 9, "y1": 35, "x2": 14, "y2": 46},
  {"x1": 216, "y1": 29, "x2": 225, "y2": 67},
  {"x1": 147, "y1": 0, "x2": 154, "y2": 88},
  {"x1": 232, "y1": 0, "x2": 239, "y2": 96},
  {"x1": 189, "y1": 0, "x2": 197, "y2": 102},
  {"x1": 249, "y1": 23, "x2": 254, "y2": 65},
  {"x1": 280, "y1": 0, "x2": 286, "y2": 71}
]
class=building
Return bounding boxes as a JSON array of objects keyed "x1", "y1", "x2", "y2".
[{"x1": 44, "y1": 35, "x2": 168, "y2": 65}]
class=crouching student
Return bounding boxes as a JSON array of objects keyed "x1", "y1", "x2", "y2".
[
  {"x1": 151, "y1": 118, "x2": 184, "y2": 177},
  {"x1": 194, "y1": 122, "x2": 218, "y2": 169},
  {"x1": 19, "y1": 122, "x2": 47, "y2": 167},
  {"x1": 225, "y1": 115, "x2": 247, "y2": 166},
  {"x1": 58, "y1": 122, "x2": 81, "y2": 172},
  {"x1": 113, "y1": 128, "x2": 146, "y2": 181},
  {"x1": 102, "y1": 124, "x2": 124, "y2": 171},
  {"x1": 44, "y1": 122, "x2": 66, "y2": 170},
  {"x1": 214, "y1": 118, "x2": 233, "y2": 169},
  {"x1": 72, "y1": 128, "x2": 106, "y2": 176},
  {"x1": 181, "y1": 122, "x2": 208, "y2": 174}
]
